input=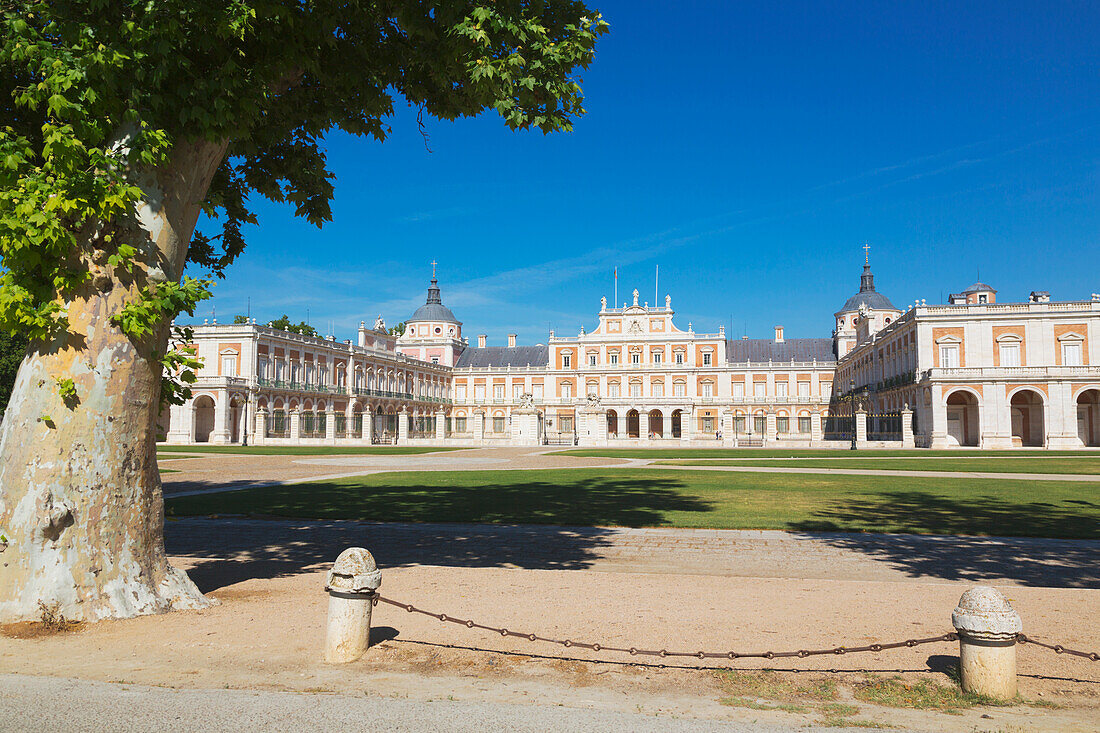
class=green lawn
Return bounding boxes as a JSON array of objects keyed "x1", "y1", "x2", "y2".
[
  {"x1": 557, "y1": 448, "x2": 1100, "y2": 459},
  {"x1": 165, "y1": 468, "x2": 1100, "y2": 539},
  {"x1": 155, "y1": 445, "x2": 470, "y2": 456},
  {"x1": 654, "y1": 457, "x2": 1100, "y2": 475}
]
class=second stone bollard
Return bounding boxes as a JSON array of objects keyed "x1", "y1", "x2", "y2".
[
  {"x1": 323, "y1": 547, "x2": 383, "y2": 664},
  {"x1": 951, "y1": 586, "x2": 1021, "y2": 700}
]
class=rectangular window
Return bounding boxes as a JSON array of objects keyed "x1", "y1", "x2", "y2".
[
  {"x1": 493, "y1": 384, "x2": 504, "y2": 401},
  {"x1": 651, "y1": 383, "x2": 664, "y2": 398},
  {"x1": 609, "y1": 383, "x2": 620, "y2": 398},
  {"x1": 1062, "y1": 342, "x2": 1083, "y2": 366},
  {"x1": 733, "y1": 416, "x2": 746, "y2": 432},
  {"x1": 474, "y1": 384, "x2": 486, "y2": 402},
  {"x1": 561, "y1": 383, "x2": 572, "y2": 399},
  {"x1": 492, "y1": 416, "x2": 505, "y2": 433},
  {"x1": 533, "y1": 384, "x2": 544, "y2": 400},
  {"x1": 798, "y1": 416, "x2": 812, "y2": 433},
  {"x1": 777, "y1": 417, "x2": 790, "y2": 433},
  {"x1": 753, "y1": 382, "x2": 766, "y2": 398},
  {"x1": 673, "y1": 383, "x2": 685, "y2": 397},
  {"x1": 754, "y1": 415, "x2": 767, "y2": 434},
  {"x1": 999, "y1": 343, "x2": 1020, "y2": 367},
  {"x1": 630, "y1": 383, "x2": 642, "y2": 398},
  {"x1": 821, "y1": 383, "x2": 832, "y2": 401},
  {"x1": 776, "y1": 381, "x2": 788, "y2": 398},
  {"x1": 701, "y1": 382, "x2": 713, "y2": 398},
  {"x1": 732, "y1": 382, "x2": 744, "y2": 400},
  {"x1": 221, "y1": 355, "x2": 236, "y2": 375},
  {"x1": 631, "y1": 352, "x2": 641, "y2": 365},
  {"x1": 702, "y1": 417, "x2": 714, "y2": 432},
  {"x1": 589, "y1": 354, "x2": 597, "y2": 366},
  {"x1": 513, "y1": 385, "x2": 523, "y2": 401},
  {"x1": 456, "y1": 385, "x2": 467, "y2": 402},
  {"x1": 455, "y1": 417, "x2": 467, "y2": 432},
  {"x1": 798, "y1": 382, "x2": 810, "y2": 399},
  {"x1": 559, "y1": 416, "x2": 573, "y2": 433},
  {"x1": 675, "y1": 352, "x2": 684, "y2": 365},
  {"x1": 431, "y1": 356, "x2": 439, "y2": 364},
  {"x1": 609, "y1": 353, "x2": 619, "y2": 365},
  {"x1": 562, "y1": 353, "x2": 571, "y2": 368},
  {"x1": 702, "y1": 353, "x2": 712, "y2": 366},
  {"x1": 940, "y1": 344, "x2": 960, "y2": 368},
  {"x1": 652, "y1": 351, "x2": 663, "y2": 364},
  {"x1": 587, "y1": 383, "x2": 598, "y2": 396}
]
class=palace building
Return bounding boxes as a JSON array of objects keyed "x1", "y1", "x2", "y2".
[{"x1": 163, "y1": 261, "x2": 1100, "y2": 450}]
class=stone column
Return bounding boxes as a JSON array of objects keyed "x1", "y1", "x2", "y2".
[
  {"x1": 289, "y1": 408, "x2": 301, "y2": 444},
  {"x1": 325, "y1": 407, "x2": 336, "y2": 444},
  {"x1": 212, "y1": 391, "x2": 232, "y2": 444},
  {"x1": 722, "y1": 411, "x2": 735, "y2": 445},
  {"x1": 855, "y1": 407, "x2": 868, "y2": 446},
  {"x1": 952, "y1": 586, "x2": 1021, "y2": 700},
  {"x1": 680, "y1": 408, "x2": 693, "y2": 443},
  {"x1": 397, "y1": 407, "x2": 410, "y2": 443},
  {"x1": 434, "y1": 410, "x2": 446, "y2": 441},
  {"x1": 901, "y1": 406, "x2": 915, "y2": 448},
  {"x1": 166, "y1": 402, "x2": 193, "y2": 445},
  {"x1": 930, "y1": 385, "x2": 950, "y2": 448},
  {"x1": 638, "y1": 410, "x2": 649, "y2": 441},
  {"x1": 1047, "y1": 381, "x2": 1080, "y2": 448},
  {"x1": 473, "y1": 411, "x2": 485, "y2": 443},
  {"x1": 765, "y1": 410, "x2": 777, "y2": 444},
  {"x1": 254, "y1": 409, "x2": 267, "y2": 446},
  {"x1": 362, "y1": 407, "x2": 373, "y2": 444},
  {"x1": 810, "y1": 411, "x2": 823, "y2": 444}
]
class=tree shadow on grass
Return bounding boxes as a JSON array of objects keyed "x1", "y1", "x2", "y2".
[
  {"x1": 165, "y1": 474, "x2": 712, "y2": 592},
  {"x1": 790, "y1": 491, "x2": 1100, "y2": 588}
]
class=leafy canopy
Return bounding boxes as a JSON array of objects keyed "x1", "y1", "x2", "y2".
[
  {"x1": 0, "y1": 0, "x2": 608, "y2": 345},
  {"x1": 267, "y1": 314, "x2": 317, "y2": 337}
]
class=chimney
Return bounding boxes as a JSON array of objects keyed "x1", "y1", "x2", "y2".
[
  {"x1": 508, "y1": 333, "x2": 516, "y2": 347},
  {"x1": 774, "y1": 325, "x2": 784, "y2": 343},
  {"x1": 1029, "y1": 291, "x2": 1050, "y2": 303},
  {"x1": 477, "y1": 334, "x2": 487, "y2": 348}
]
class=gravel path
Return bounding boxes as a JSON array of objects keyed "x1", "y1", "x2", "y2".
[
  {"x1": 165, "y1": 518, "x2": 1100, "y2": 588},
  {"x1": 0, "y1": 675, "x2": 863, "y2": 733}
]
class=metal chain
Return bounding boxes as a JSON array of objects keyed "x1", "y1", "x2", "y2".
[
  {"x1": 373, "y1": 596, "x2": 1099, "y2": 663},
  {"x1": 373, "y1": 595, "x2": 957, "y2": 660},
  {"x1": 1017, "y1": 634, "x2": 1100, "y2": 662}
]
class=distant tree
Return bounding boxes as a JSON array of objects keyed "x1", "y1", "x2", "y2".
[
  {"x1": 388, "y1": 322, "x2": 407, "y2": 337},
  {"x1": 232, "y1": 314, "x2": 249, "y2": 324},
  {"x1": 0, "y1": 0, "x2": 606, "y2": 623},
  {"x1": 0, "y1": 331, "x2": 28, "y2": 415},
  {"x1": 267, "y1": 314, "x2": 318, "y2": 337}
]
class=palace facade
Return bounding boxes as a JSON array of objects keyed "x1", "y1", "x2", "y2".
[{"x1": 163, "y1": 263, "x2": 1100, "y2": 449}]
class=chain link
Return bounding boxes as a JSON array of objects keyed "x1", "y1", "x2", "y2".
[
  {"x1": 373, "y1": 596, "x2": 1099, "y2": 664},
  {"x1": 373, "y1": 595, "x2": 958, "y2": 661},
  {"x1": 1017, "y1": 634, "x2": 1100, "y2": 662}
]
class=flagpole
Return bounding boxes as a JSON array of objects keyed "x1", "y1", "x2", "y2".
[
  {"x1": 655, "y1": 265, "x2": 659, "y2": 309},
  {"x1": 614, "y1": 267, "x2": 618, "y2": 308}
]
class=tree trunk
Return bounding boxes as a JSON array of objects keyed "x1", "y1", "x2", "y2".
[{"x1": 0, "y1": 137, "x2": 227, "y2": 622}]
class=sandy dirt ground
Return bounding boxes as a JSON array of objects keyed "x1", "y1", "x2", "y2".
[{"x1": 2, "y1": 562, "x2": 1096, "y2": 731}]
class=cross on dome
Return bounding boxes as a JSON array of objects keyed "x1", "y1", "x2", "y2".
[
  {"x1": 862, "y1": 242, "x2": 871, "y2": 264},
  {"x1": 431, "y1": 259, "x2": 438, "y2": 278}
]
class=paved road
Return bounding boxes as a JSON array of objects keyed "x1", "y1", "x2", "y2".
[
  {"x1": 166, "y1": 518, "x2": 1100, "y2": 588},
  {"x1": 0, "y1": 675, "x2": 901, "y2": 733}
]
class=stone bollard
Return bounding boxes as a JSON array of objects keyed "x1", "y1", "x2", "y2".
[
  {"x1": 951, "y1": 586, "x2": 1021, "y2": 700},
  {"x1": 323, "y1": 547, "x2": 382, "y2": 664}
]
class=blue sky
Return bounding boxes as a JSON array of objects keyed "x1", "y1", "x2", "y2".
[{"x1": 190, "y1": 0, "x2": 1099, "y2": 345}]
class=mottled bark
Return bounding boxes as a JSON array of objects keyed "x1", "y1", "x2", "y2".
[{"x1": 0, "y1": 138, "x2": 227, "y2": 622}]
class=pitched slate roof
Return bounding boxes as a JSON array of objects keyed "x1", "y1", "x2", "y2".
[
  {"x1": 454, "y1": 345, "x2": 549, "y2": 368},
  {"x1": 725, "y1": 338, "x2": 836, "y2": 364}
]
